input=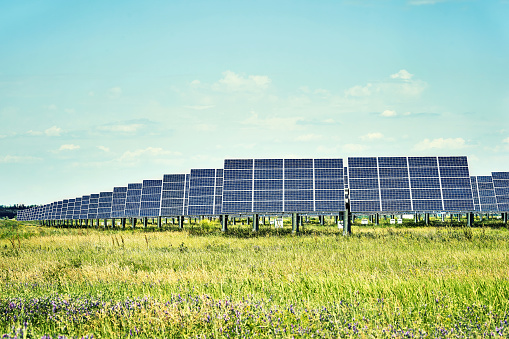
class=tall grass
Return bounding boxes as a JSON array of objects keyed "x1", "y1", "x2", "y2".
[{"x1": 1, "y1": 219, "x2": 509, "y2": 337}]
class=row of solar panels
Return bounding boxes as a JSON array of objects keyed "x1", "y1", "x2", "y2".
[{"x1": 17, "y1": 157, "x2": 509, "y2": 221}]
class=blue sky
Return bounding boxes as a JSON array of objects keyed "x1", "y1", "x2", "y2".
[{"x1": 1, "y1": 0, "x2": 508, "y2": 205}]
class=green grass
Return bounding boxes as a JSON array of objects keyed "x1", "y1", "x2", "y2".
[{"x1": 1, "y1": 219, "x2": 509, "y2": 338}]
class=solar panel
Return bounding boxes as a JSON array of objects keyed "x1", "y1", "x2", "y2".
[
  {"x1": 348, "y1": 156, "x2": 474, "y2": 213},
  {"x1": 80, "y1": 195, "x2": 90, "y2": 219},
  {"x1": 491, "y1": 172, "x2": 509, "y2": 211},
  {"x1": 188, "y1": 169, "x2": 221, "y2": 215},
  {"x1": 87, "y1": 194, "x2": 99, "y2": 219},
  {"x1": 140, "y1": 179, "x2": 162, "y2": 217},
  {"x1": 472, "y1": 176, "x2": 498, "y2": 212},
  {"x1": 125, "y1": 183, "x2": 142, "y2": 217},
  {"x1": 161, "y1": 174, "x2": 187, "y2": 216},
  {"x1": 111, "y1": 187, "x2": 127, "y2": 218},
  {"x1": 223, "y1": 158, "x2": 345, "y2": 214},
  {"x1": 73, "y1": 197, "x2": 81, "y2": 219},
  {"x1": 470, "y1": 177, "x2": 480, "y2": 211}
]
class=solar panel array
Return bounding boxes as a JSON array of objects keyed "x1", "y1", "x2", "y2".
[
  {"x1": 348, "y1": 156, "x2": 474, "y2": 213},
  {"x1": 492, "y1": 172, "x2": 509, "y2": 212},
  {"x1": 17, "y1": 156, "x2": 508, "y2": 221},
  {"x1": 222, "y1": 159, "x2": 345, "y2": 214},
  {"x1": 471, "y1": 176, "x2": 498, "y2": 212}
]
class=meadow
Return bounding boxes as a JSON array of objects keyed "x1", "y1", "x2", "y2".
[{"x1": 1, "y1": 218, "x2": 509, "y2": 338}]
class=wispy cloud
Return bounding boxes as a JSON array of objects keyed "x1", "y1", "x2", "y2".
[
  {"x1": 381, "y1": 110, "x2": 397, "y2": 117},
  {"x1": 391, "y1": 69, "x2": 413, "y2": 80},
  {"x1": 97, "y1": 145, "x2": 110, "y2": 152},
  {"x1": 45, "y1": 126, "x2": 62, "y2": 137},
  {"x1": 212, "y1": 71, "x2": 271, "y2": 92},
  {"x1": 108, "y1": 86, "x2": 122, "y2": 99},
  {"x1": 414, "y1": 137, "x2": 466, "y2": 150},
  {"x1": 0, "y1": 155, "x2": 42, "y2": 164},
  {"x1": 361, "y1": 132, "x2": 384, "y2": 141},
  {"x1": 59, "y1": 144, "x2": 80, "y2": 151},
  {"x1": 118, "y1": 147, "x2": 181, "y2": 165}
]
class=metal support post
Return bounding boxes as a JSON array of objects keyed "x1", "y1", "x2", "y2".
[
  {"x1": 252, "y1": 214, "x2": 259, "y2": 232},
  {"x1": 458, "y1": 214, "x2": 461, "y2": 222},
  {"x1": 425, "y1": 213, "x2": 430, "y2": 226},
  {"x1": 121, "y1": 218, "x2": 126, "y2": 229},
  {"x1": 222, "y1": 215, "x2": 228, "y2": 232},
  {"x1": 112, "y1": 218, "x2": 115, "y2": 229},
  {"x1": 467, "y1": 212, "x2": 473, "y2": 227},
  {"x1": 157, "y1": 216, "x2": 162, "y2": 229},
  {"x1": 414, "y1": 214, "x2": 418, "y2": 223},
  {"x1": 504, "y1": 212, "x2": 508, "y2": 224},
  {"x1": 343, "y1": 209, "x2": 351, "y2": 235},
  {"x1": 292, "y1": 213, "x2": 299, "y2": 233},
  {"x1": 320, "y1": 215, "x2": 324, "y2": 225},
  {"x1": 375, "y1": 213, "x2": 379, "y2": 226},
  {"x1": 144, "y1": 217, "x2": 148, "y2": 228},
  {"x1": 179, "y1": 216, "x2": 184, "y2": 230},
  {"x1": 132, "y1": 218, "x2": 136, "y2": 229}
]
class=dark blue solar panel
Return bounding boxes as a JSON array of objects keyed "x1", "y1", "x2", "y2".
[
  {"x1": 255, "y1": 159, "x2": 283, "y2": 169},
  {"x1": 438, "y1": 156, "x2": 468, "y2": 167},
  {"x1": 408, "y1": 157, "x2": 438, "y2": 167},
  {"x1": 349, "y1": 168, "x2": 378, "y2": 179},
  {"x1": 409, "y1": 167, "x2": 439, "y2": 178},
  {"x1": 349, "y1": 179, "x2": 379, "y2": 189},
  {"x1": 382, "y1": 200, "x2": 412, "y2": 212},
  {"x1": 379, "y1": 168, "x2": 408, "y2": 178},
  {"x1": 350, "y1": 200, "x2": 380, "y2": 212},
  {"x1": 188, "y1": 169, "x2": 221, "y2": 215},
  {"x1": 492, "y1": 172, "x2": 509, "y2": 211},
  {"x1": 412, "y1": 189, "x2": 442, "y2": 200},
  {"x1": 314, "y1": 158, "x2": 343, "y2": 169},
  {"x1": 439, "y1": 167, "x2": 470, "y2": 178},
  {"x1": 285, "y1": 201, "x2": 314, "y2": 211},
  {"x1": 380, "y1": 178, "x2": 409, "y2": 189},
  {"x1": 224, "y1": 159, "x2": 253, "y2": 170},
  {"x1": 413, "y1": 200, "x2": 443, "y2": 211},
  {"x1": 493, "y1": 172, "x2": 509, "y2": 180},
  {"x1": 348, "y1": 157, "x2": 377, "y2": 168},
  {"x1": 254, "y1": 170, "x2": 283, "y2": 180},
  {"x1": 284, "y1": 159, "x2": 313, "y2": 169},
  {"x1": 378, "y1": 157, "x2": 407, "y2": 168},
  {"x1": 315, "y1": 180, "x2": 343, "y2": 190}
]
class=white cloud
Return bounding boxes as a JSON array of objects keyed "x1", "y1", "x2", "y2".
[
  {"x1": 59, "y1": 144, "x2": 80, "y2": 151},
  {"x1": 119, "y1": 147, "x2": 181, "y2": 162},
  {"x1": 64, "y1": 108, "x2": 76, "y2": 114},
  {"x1": 361, "y1": 132, "x2": 384, "y2": 141},
  {"x1": 391, "y1": 69, "x2": 414, "y2": 80},
  {"x1": 46, "y1": 104, "x2": 57, "y2": 110},
  {"x1": 45, "y1": 126, "x2": 62, "y2": 137},
  {"x1": 97, "y1": 146, "x2": 110, "y2": 152},
  {"x1": 98, "y1": 123, "x2": 144, "y2": 133},
  {"x1": 27, "y1": 130, "x2": 43, "y2": 136},
  {"x1": 345, "y1": 83, "x2": 373, "y2": 97},
  {"x1": 381, "y1": 110, "x2": 397, "y2": 117},
  {"x1": 108, "y1": 87, "x2": 122, "y2": 99},
  {"x1": 0, "y1": 155, "x2": 42, "y2": 163},
  {"x1": 212, "y1": 71, "x2": 271, "y2": 92},
  {"x1": 414, "y1": 137, "x2": 466, "y2": 150},
  {"x1": 190, "y1": 80, "x2": 201, "y2": 86},
  {"x1": 503, "y1": 137, "x2": 509, "y2": 144}
]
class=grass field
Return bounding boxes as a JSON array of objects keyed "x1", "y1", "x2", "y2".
[{"x1": 1, "y1": 218, "x2": 509, "y2": 338}]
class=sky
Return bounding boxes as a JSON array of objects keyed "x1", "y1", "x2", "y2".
[{"x1": 1, "y1": 0, "x2": 508, "y2": 205}]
